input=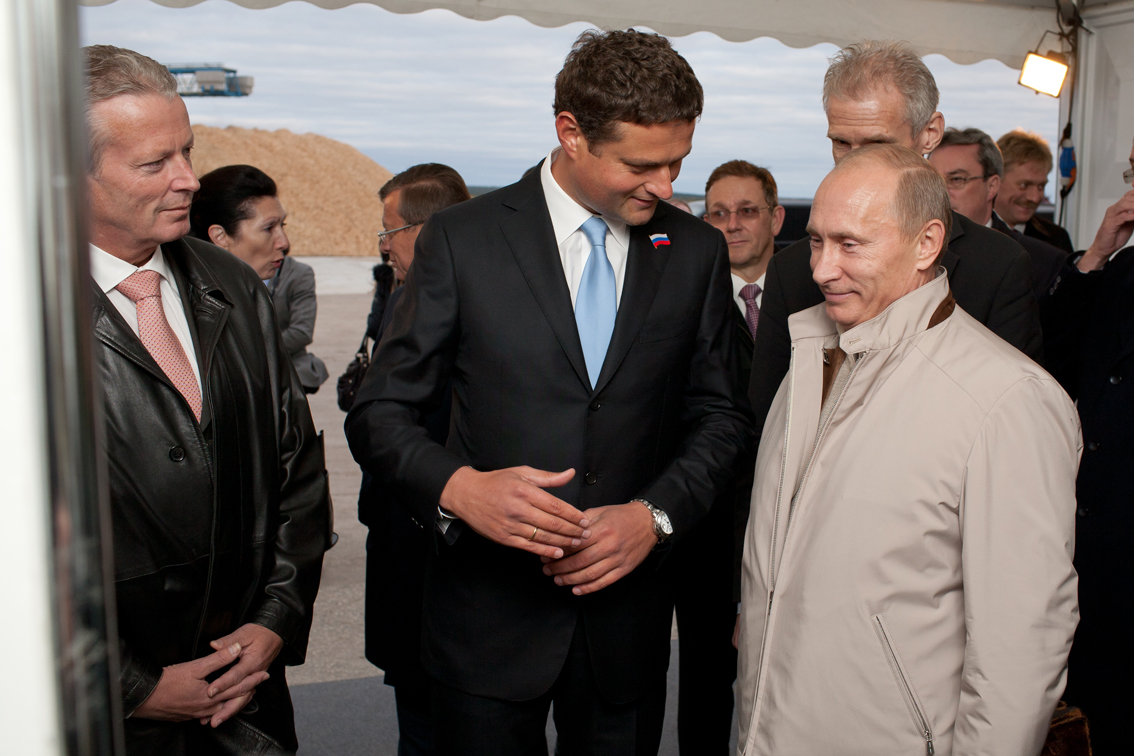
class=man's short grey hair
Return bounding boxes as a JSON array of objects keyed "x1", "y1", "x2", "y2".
[
  {"x1": 834, "y1": 143, "x2": 953, "y2": 246},
  {"x1": 937, "y1": 127, "x2": 1004, "y2": 178},
  {"x1": 823, "y1": 41, "x2": 940, "y2": 139},
  {"x1": 83, "y1": 45, "x2": 178, "y2": 172}
]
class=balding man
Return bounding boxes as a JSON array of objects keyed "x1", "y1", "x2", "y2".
[
  {"x1": 736, "y1": 144, "x2": 1080, "y2": 755},
  {"x1": 85, "y1": 45, "x2": 329, "y2": 755},
  {"x1": 747, "y1": 41, "x2": 1042, "y2": 441}
]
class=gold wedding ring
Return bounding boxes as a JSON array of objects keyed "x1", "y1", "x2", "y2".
[{"x1": 529, "y1": 527, "x2": 539, "y2": 541}]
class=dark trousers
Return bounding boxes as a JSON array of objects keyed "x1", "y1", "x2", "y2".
[
  {"x1": 395, "y1": 682, "x2": 435, "y2": 756},
  {"x1": 668, "y1": 502, "x2": 739, "y2": 756},
  {"x1": 431, "y1": 616, "x2": 666, "y2": 756}
]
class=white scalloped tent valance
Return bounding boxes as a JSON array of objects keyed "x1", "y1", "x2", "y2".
[{"x1": 79, "y1": 0, "x2": 1073, "y2": 69}]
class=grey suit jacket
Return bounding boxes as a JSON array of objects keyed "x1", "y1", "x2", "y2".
[{"x1": 271, "y1": 256, "x2": 329, "y2": 390}]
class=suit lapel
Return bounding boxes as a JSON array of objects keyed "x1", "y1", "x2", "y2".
[
  {"x1": 593, "y1": 219, "x2": 670, "y2": 395},
  {"x1": 1112, "y1": 253, "x2": 1134, "y2": 365},
  {"x1": 499, "y1": 174, "x2": 592, "y2": 391},
  {"x1": 164, "y1": 242, "x2": 228, "y2": 431},
  {"x1": 91, "y1": 285, "x2": 174, "y2": 387},
  {"x1": 165, "y1": 241, "x2": 230, "y2": 383}
]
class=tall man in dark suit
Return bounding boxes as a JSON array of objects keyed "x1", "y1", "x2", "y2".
[
  {"x1": 347, "y1": 30, "x2": 753, "y2": 756},
  {"x1": 748, "y1": 41, "x2": 1042, "y2": 434},
  {"x1": 359, "y1": 163, "x2": 470, "y2": 756},
  {"x1": 928, "y1": 127, "x2": 1067, "y2": 298},
  {"x1": 996, "y1": 129, "x2": 1075, "y2": 254},
  {"x1": 1043, "y1": 135, "x2": 1134, "y2": 754},
  {"x1": 84, "y1": 46, "x2": 329, "y2": 755},
  {"x1": 660, "y1": 160, "x2": 780, "y2": 756}
]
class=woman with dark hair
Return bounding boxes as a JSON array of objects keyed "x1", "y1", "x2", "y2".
[{"x1": 191, "y1": 164, "x2": 328, "y2": 393}]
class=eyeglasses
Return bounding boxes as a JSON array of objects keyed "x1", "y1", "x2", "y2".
[
  {"x1": 377, "y1": 222, "x2": 421, "y2": 242},
  {"x1": 704, "y1": 206, "x2": 771, "y2": 226},
  {"x1": 943, "y1": 174, "x2": 990, "y2": 190},
  {"x1": 1124, "y1": 168, "x2": 1134, "y2": 185}
]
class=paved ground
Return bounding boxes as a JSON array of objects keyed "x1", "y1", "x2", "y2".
[{"x1": 286, "y1": 257, "x2": 738, "y2": 755}]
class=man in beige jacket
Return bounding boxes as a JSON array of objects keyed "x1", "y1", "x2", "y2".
[{"x1": 736, "y1": 144, "x2": 1080, "y2": 756}]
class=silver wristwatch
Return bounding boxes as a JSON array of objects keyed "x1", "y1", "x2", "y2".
[{"x1": 632, "y1": 498, "x2": 673, "y2": 543}]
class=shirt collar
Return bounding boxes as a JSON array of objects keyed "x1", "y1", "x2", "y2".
[
  {"x1": 731, "y1": 271, "x2": 766, "y2": 301},
  {"x1": 90, "y1": 244, "x2": 176, "y2": 294},
  {"x1": 540, "y1": 148, "x2": 630, "y2": 251}
]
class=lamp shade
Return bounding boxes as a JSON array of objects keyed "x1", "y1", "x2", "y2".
[{"x1": 1019, "y1": 51, "x2": 1069, "y2": 97}]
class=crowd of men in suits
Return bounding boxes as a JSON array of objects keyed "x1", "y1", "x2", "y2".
[{"x1": 84, "y1": 26, "x2": 1134, "y2": 756}]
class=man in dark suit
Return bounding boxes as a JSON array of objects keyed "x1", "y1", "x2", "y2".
[
  {"x1": 347, "y1": 29, "x2": 752, "y2": 756},
  {"x1": 748, "y1": 41, "x2": 1042, "y2": 432},
  {"x1": 995, "y1": 129, "x2": 1075, "y2": 255},
  {"x1": 928, "y1": 127, "x2": 1067, "y2": 298},
  {"x1": 84, "y1": 45, "x2": 329, "y2": 755},
  {"x1": 1043, "y1": 136, "x2": 1134, "y2": 755},
  {"x1": 659, "y1": 160, "x2": 779, "y2": 756},
  {"x1": 359, "y1": 163, "x2": 470, "y2": 756}
]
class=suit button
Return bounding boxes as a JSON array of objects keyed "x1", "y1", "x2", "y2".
[
  {"x1": 1086, "y1": 441, "x2": 1099, "y2": 452},
  {"x1": 1077, "y1": 507, "x2": 1089, "y2": 517},
  {"x1": 1110, "y1": 375, "x2": 1122, "y2": 385},
  {"x1": 169, "y1": 446, "x2": 185, "y2": 462},
  {"x1": 590, "y1": 399, "x2": 602, "y2": 412},
  {"x1": 585, "y1": 472, "x2": 598, "y2": 485}
]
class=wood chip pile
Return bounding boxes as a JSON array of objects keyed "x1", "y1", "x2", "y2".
[{"x1": 191, "y1": 124, "x2": 393, "y2": 256}]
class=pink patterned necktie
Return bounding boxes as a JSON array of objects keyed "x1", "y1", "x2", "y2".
[
  {"x1": 741, "y1": 282, "x2": 762, "y2": 339},
  {"x1": 115, "y1": 270, "x2": 202, "y2": 421}
]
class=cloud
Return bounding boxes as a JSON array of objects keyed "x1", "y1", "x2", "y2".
[{"x1": 80, "y1": 0, "x2": 1058, "y2": 197}]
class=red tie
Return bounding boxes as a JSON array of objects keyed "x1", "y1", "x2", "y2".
[
  {"x1": 741, "y1": 283, "x2": 762, "y2": 339},
  {"x1": 115, "y1": 270, "x2": 202, "y2": 421}
]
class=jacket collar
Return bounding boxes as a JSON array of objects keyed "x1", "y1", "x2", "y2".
[
  {"x1": 91, "y1": 237, "x2": 232, "y2": 428},
  {"x1": 789, "y1": 268, "x2": 952, "y2": 356}
]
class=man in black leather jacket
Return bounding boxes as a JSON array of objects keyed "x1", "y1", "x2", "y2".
[{"x1": 85, "y1": 45, "x2": 330, "y2": 755}]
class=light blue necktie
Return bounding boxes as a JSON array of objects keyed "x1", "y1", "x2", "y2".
[{"x1": 575, "y1": 216, "x2": 617, "y2": 388}]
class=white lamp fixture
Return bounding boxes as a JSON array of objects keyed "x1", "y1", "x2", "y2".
[{"x1": 1019, "y1": 51, "x2": 1069, "y2": 97}]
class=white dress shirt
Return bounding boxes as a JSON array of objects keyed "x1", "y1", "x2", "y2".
[
  {"x1": 90, "y1": 244, "x2": 203, "y2": 390},
  {"x1": 731, "y1": 272, "x2": 766, "y2": 316},
  {"x1": 541, "y1": 148, "x2": 631, "y2": 308}
]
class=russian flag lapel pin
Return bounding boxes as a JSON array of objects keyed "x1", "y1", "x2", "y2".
[{"x1": 649, "y1": 233, "x2": 671, "y2": 248}]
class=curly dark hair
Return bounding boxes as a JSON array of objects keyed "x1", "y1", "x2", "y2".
[{"x1": 553, "y1": 29, "x2": 703, "y2": 147}]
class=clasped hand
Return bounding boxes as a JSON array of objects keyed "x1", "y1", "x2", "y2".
[
  {"x1": 541, "y1": 502, "x2": 658, "y2": 595},
  {"x1": 439, "y1": 466, "x2": 592, "y2": 559},
  {"x1": 439, "y1": 467, "x2": 659, "y2": 594},
  {"x1": 132, "y1": 622, "x2": 283, "y2": 728}
]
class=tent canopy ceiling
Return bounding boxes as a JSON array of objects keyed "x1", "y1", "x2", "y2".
[{"x1": 82, "y1": 0, "x2": 1103, "y2": 69}]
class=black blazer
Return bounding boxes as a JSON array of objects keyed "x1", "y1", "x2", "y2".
[
  {"x1": 1041, "y1": 249, "x2": 1134, "y2": 714},
  {"x1": 359, "y1": 285, "x2": 451, "y2": 690},
  {"x1": 1026, "y1": 213, "x2": 1075, "y2": 255},
  {"x1": 747, "y1": 212, "x2": 1043, "y2": 432},
  {"x1": 991, "y1": 211, "x2": 1067, "y2": 299},
  {"x1": 346, "y1": 166, "x2": 753, "y2": 703}
]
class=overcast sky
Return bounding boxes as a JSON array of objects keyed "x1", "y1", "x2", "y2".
[{"x1": 80, "y1": 0, "x2": 1060, "y2": 198}]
